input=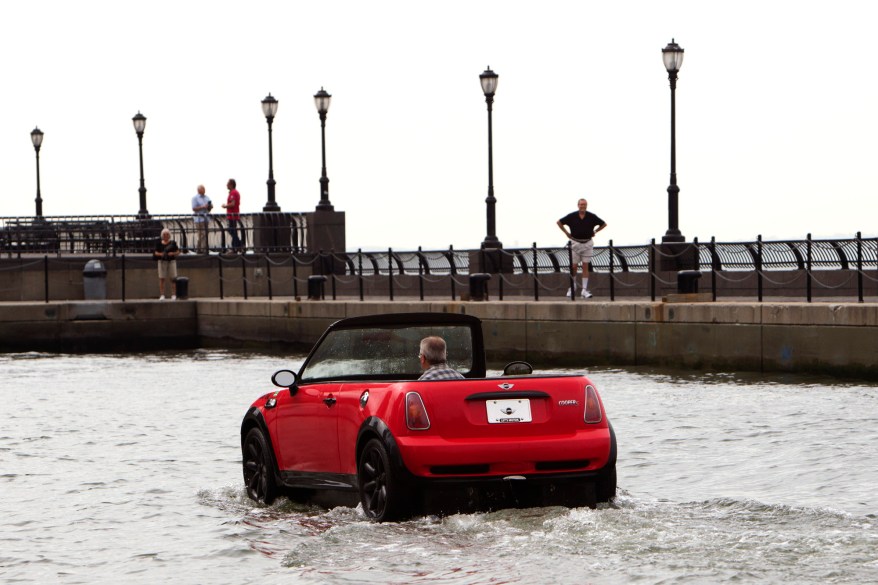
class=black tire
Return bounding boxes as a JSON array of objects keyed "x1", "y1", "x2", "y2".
[
  {"x1": 358, "y1": 438, "x2": 409, "y2": 521},
  {"x1": 242, "y1": 427, "x2": 279, "y2": 505},
  {"x1": 595, "y1": 422, "x2": 618, "y2": 503},
  {"x1": 595, "y1": 464, "x2": 617, "y2": 503}
]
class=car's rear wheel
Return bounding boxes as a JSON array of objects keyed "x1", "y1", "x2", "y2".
[
  {"x1": 242, "y1": 427, "x2": 278, "y2": 505},
  {"x1": 358, "y1": 438, "x2": 408, "y2": 521},
  {"x1": 595, "y1": 423, "x2": 618, "y2": 503},
  {"x1": 595, "y1": 464, "x2": 617, "y2": 503}
]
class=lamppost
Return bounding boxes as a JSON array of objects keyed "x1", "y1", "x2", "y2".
[
  {"x1": 479, "y1": 66, "x2": 502, "y2": 249},
  {"x1": 132, "y1": 111, "x2": 149, "y2": 218},
  {"x1": 30, "y1": 127, "x2": 44, "y2": 218},
  {"x1": 314, "y1": 87, "x2": 334, "y2": 211},
  {"x1": 261, "y1": 93, "x2": 280, "y2": 212},
  {"x1": 662, "y1": 39, "x2": 685, "y2": 243}
]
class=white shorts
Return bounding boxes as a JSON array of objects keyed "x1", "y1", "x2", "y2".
[
  {"x1": 158, "y1": 260, "x2": 178, "y2": 280},
  {"x1": 571, "y1": 239, "x2": 594, "y2": 264}
]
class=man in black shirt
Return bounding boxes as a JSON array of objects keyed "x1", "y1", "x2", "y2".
[
  {"x1": 557, "y1": 198, "x2": 607, "y2": 298},
  {"x1": 153, "y1": 228, "x2": 181, "y2": 300}
]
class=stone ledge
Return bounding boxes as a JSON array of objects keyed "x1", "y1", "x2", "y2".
[{"x1": 662, "y1": 292, "x2": 713, "y2": 303}]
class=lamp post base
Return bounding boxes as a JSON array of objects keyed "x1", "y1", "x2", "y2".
[
  {"x1": 469, "y1": 248, "x2": 513, "y2": 274},
  {"x1": 661, "y1": 232, "x2": 685, "y2": 244},
  {"x1": 658, "y1": 240, "x2": 697, "y2": 271}
]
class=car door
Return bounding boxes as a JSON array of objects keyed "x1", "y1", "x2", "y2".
[{"x1": 273, "y1": 382, "x2": 342, "y2": 473}]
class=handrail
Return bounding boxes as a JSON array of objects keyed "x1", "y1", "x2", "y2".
[
  {"x1": 0, "y1": 213, "x2": 308, "y2": 258},
  {"x1": 2, "y1": 216, "x2": 877, "y2": 278}
]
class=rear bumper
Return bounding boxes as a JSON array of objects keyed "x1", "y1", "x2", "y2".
[
  {"x1": 409, "y1": 465, "x2": 611, "y2": 514},
  {"x1": 391, "y1": 425, "x2": 616, "y2": 514},
  {"x1": 395, "y1": 430, "x2": 613, "y2": 477}
]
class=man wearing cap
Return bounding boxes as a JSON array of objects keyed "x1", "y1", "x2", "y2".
[{"x1": 557, "y1": 198, "x2": 607, "y2": 298}]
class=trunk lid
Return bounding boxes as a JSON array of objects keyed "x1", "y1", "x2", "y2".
[{"x1": 414, "y1": 374, "x2": 601, "y2": 439}]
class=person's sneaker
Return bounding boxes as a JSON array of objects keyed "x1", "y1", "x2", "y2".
[
  {"x1": 582, "y1": 290, "x2": 593, "y2": 299},
  {"x1": 566, "y1": 288, "x2": 573, "y2": 298},
  {"x1": 171, "y1": 295, "x2": 177, "y2": 300},
  {"x1": 159, "y1": 295, "x2": 165, "y2": 300}
]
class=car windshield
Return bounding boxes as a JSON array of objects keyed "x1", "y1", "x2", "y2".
[{"x1": 300, "y1": 324, "x2": 474, "y2": 381}]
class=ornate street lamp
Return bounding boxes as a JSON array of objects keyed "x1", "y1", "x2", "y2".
[
  {"x1": 261, "y1": 93, "x2": 280, "y2": 212},
  {"x1": 314, "y1": 87, "x2": 334, "y2": 211},
  {"x1": 132, "y1": 111, "x2": 149, "y2": 218},
  {"x1": 30, "y1": 127, "x2": 44, "y2": 218},
  {"x1": 479, "y1": 66, "x2": 502, "y2": 248},
  {"x1": 662, "y1": 39, "x2": 685, "y2": 243}
]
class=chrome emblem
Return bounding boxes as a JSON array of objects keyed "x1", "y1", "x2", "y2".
[
  {"x1": 500, "y1": 407, "x2": 516, "y2": 415},
  {"x1": 498, "y1": 383, "x2": 514, "y2": 390},
  {"x1": 558, "y1": 399, "x2": 579, "y2": 406}
]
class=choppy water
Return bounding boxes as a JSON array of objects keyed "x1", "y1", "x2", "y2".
[{"x1": 2, "y1": 351, "x2": 877, "y2": 584}]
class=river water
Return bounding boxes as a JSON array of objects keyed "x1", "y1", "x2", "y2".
[{"x1": 2, "y1": 350, "x2": 877, "y2": 584}]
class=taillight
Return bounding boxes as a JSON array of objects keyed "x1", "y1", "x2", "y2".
[
  {"x1": 584, "y1": 384, "x2": 602, "y2": 424},
  {"x1": 405, "y1": 392, "x2": 431, "y2": 430}
]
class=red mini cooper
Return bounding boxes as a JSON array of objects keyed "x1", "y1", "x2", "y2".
[{"x1": 241, "y1": 312, "x2": 616, "y2": 521}]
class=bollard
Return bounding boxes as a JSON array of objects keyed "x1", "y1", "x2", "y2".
[
  {"x1": 175, "y1": 276, "x2": 189, "y2": 300},
  {"x1": 677, "y1": 270, "x2": 702, "y2": 294},
  {"x1": 469, "y1": 273, "x2": 491, "y2": 301},
  {"x1": 307, "y1": 275, "x2": 328, "y2": 300},
  {"x1": 82, "y1": 259, "x2": 107, "y2": 300}
]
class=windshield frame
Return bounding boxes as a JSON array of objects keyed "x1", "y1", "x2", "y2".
[{"x1": 297, "y1": 312, "x2": 486, "y2": 383}]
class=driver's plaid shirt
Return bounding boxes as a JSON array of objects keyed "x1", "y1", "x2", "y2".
[{"x1": 418, "y1": 365, "x2": 465, "y2": 381}]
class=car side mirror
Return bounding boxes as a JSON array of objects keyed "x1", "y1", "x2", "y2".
[
  {"x1": 271, "y1": 369, "x2": 299, "y2": 395},
  {"x1": 503, "y1": 361, "x2": 533, "y2": 376}
]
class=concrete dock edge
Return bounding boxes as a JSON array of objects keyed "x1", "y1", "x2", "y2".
[{"x1": 2, "y1": 299, "x2": 876, "y2": 379}]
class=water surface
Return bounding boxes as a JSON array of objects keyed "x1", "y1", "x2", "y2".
[{"x1": 2, "y1": 351, "x2": 877, "y2": 583}]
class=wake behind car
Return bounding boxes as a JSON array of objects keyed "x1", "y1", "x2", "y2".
[{"x1": 241, "y1": 312, "x2": 616, "y2": 521}]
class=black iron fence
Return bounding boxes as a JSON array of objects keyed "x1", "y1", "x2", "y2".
[
  {"x1": 5, "y1": 214, "x2": 873, "y2": 274},
  {"x1": 0, "y1": 213, "x2": 308, "y2": 257},
  {"x1": 3, "y1": 223, "x2": 878, "y2": 303},
  {"x1": 317, "y1": 234, "x2": 876, "y2": 274},
  {"x1": 301, "y1": 233, "x2": 876, "y2": 303}
]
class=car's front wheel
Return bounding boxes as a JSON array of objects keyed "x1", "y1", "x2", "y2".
[
  {"x1": 358, "y1": 438, "x2": 409, "y2": 521},
  {"x1": 242, "y1": 427, "x2": 278, "y2": 505}
]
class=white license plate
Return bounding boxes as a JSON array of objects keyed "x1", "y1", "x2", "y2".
[{"x1": 486, "y1": 398, "x2": 532, "y2": 423}]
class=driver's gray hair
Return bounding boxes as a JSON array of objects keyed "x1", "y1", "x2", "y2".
[{"x1": 419, "y1": 336, "x2": 447, "y2": 365}]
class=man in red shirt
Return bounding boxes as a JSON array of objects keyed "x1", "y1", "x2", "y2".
[{"x1": 222, "y1": 178, "x2": 242, "y2": 252}]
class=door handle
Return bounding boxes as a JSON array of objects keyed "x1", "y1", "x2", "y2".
[{"x1": 323, "y1": 396, "x2": 337, "y2": 407}]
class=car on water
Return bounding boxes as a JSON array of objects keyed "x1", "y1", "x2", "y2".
[{"x1": 241, "y1": 312, "x2": 617, "y2": 521}]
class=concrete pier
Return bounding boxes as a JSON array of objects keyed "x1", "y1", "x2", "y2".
[{"x1": 2, "y1": 298, "x2": 877, "y2": 380}]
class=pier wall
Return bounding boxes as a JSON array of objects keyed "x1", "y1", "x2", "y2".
[{"x1": 2, "y1": 299, "x2": 877, "y2": 380}]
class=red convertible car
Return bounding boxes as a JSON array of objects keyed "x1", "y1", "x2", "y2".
[{"x1": 241, "y1": 312, "x2": 616, "y2": 521}]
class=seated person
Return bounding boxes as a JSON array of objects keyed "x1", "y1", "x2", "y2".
[{"x1": 418, "y1": 336, "x2": 465, "y2": 380}]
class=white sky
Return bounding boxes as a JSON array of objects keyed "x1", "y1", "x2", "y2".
[{"x1": 3, "y1": 0, "x2": 877, "y2": 251}]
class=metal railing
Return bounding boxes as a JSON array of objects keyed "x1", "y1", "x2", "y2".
[
  {"x1": 5, "y1": 214, "x2": 873, "y2": 275},
  {"x1": 300, "y1": 233, "x2": 878, "y2": 304},
  {"x1": 4, "y1": 225, "x2": 878, "y2": 303},
  {"x1": 0, "y1": 213, "x2": 309, "y2": 257},
  {"x1": 318, "y1": 234, "x2": 878, "y2": 276}
]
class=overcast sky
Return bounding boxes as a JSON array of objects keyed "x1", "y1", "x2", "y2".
[{"x1": 3, "y1": 0, "x2": 877, "y2": 251}]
